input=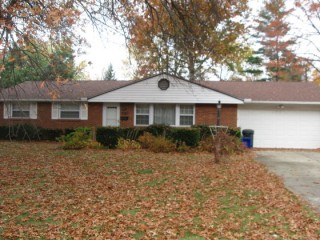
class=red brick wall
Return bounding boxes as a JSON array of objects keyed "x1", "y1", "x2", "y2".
[
  {"x1": 195, "y1": 104, "x2": 237, "y2": 127},
  {"x1": 0, "y1": 102, "x2": 103, "y2": 129},
  {"x1": 120, "y1": 103, "x2": 134, "y2": 127},
  {"x1": 0, "y1": 102, "x2": 237, "y2": 129}
]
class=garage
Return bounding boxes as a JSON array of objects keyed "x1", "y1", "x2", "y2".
[{"x1": 238, "y1": 104, "x2": 320, "y2": 149}]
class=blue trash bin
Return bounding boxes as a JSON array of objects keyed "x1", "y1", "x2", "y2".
[
  {"x1": 242, "y1": 129, "x2": 254, "y2": 148},
  {"x1": 241, "y1": 137, "x2": 253, "y2": 148}
]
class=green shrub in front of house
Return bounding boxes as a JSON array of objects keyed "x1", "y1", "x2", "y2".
[
  {"x1": 0, "y1": 126, "x2": 9, "y2": 140},
  {"x1": 59, "y1": 127, "x2": 101, "y2": 150},
  {"x1": 96, "y1": 127, "x2": 123, "y2": 149},
  {"x1": 145, "y1": 124, "x2": 171, "y2": 137},
  {"x1": 194, "y1": 125, "x2": 241, "y2": 140},
  {"x1": 0, "y1": 124, "x2": 40, "y2": 140},
  {"x1": 40, "y1": 128, "x2": 64, "y2": 140},
  {"x1": 168, "y1": 128, "x2": 200, "y2": 147},
  {"x1": 96, "y1": 125, "x2": 201, "y2": 149}
]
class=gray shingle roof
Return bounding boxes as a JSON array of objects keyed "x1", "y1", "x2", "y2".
[
  {"x1": 0, "y1": 80, "x2": 129, "y2": 101},
  {"x1": 1, "y1": 78, "x2": 320, "y2": 103},
  {"x1": 199, "y1": 81, "x2": 320, "y2": 102}
]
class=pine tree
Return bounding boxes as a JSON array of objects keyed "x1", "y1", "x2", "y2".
[
  {"x1": 102, "y1": 64, "x2": 116, "y2": 80},
  {"x1": 256, "y1": 0, "x2": 306, "y2": 81}
]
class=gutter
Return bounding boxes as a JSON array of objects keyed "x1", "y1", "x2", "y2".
[
  {"x1": 244, "y1": 100, "x2": 320, "y2": 105},
  {"x1": 0, "y1": 98, "x2": 88, "y2": 102}
]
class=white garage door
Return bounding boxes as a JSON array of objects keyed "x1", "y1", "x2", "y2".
[{"x1": 238, "y1": 104, "x2": 320, "y2": 149}]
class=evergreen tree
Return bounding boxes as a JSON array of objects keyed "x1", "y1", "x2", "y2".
[
  {"x1": 0, "y1": 42, "x2": 81, "y2": 88},
  {"x1": 102, "y1": 64, "x2": 116, "y2": 80},
  {"x1": 256, "y1": 0, "x2": 306, "y2": 81}
]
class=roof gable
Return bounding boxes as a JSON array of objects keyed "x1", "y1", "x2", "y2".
[{"x1": 88, "y1": 74, "x2": 243, "y2": 104}]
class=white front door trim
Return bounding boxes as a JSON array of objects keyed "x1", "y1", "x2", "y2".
[{"x1": 103, "y1": 103, "x2": 120, "y2": 127}]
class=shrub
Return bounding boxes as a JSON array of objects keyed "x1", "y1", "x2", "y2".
[
  {"x1": 0, "y1": 126, "x2": 9, "y2": 140},
  {"x1": 59, "y1": 127, "x2": 101, "y2": 150},
  {"x1": 198, "y1": 136, "x2": 214, "y2": 152},
  {"x1": 145, "y1": 124, "x2": 171, "y2": 137},
  {"x1": 96, "y1": 127, "x2": 122, "y2": 148},
  {"x1": 117, "y1": 138, "x2": 141, "y2": 150},
  {"x1": 137, "y1": 132, "x2": 154, "y2": 149},
  {"x1": 149, "y1": 136, "x2": 176, "y2": 153},
  {"x1": 121, "y1": 127, "x2": 144, "y2": 140},
  {"x1": 169, "y1": 128, "x2": 200, "y2": 147},
  {"x1": 10, "y1": 124, "x2": 41, "y2": 140},
  {"x1": 227, "y1": 127, "x2": 241, "y2": 139},
  {"x1": 193, "y1": 125, "x2": 242, "y2": 140},
  {"x1": 40, "y1": 128, "x2": 64, "y2": 141},
  {"x1": 213, "y1": 131, "x2": 245, "y2": 163},
  {"x1": 138, "y1": 132, "x2": 176, "y2": 153},
  {"x1": 176, "y1": 141, "x2": 190, "y2": 152},
  {"x1": 198, "y1": 131, "x2": 244, "y2": 163}
]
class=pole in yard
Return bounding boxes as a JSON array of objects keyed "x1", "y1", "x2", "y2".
[{"x1": 217, "y1": 100, "x2": 221, "y2": 126}]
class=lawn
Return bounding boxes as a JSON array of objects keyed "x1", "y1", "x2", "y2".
[{"x1": 0, "y1": 142, "x2": 319, "y2": 239}]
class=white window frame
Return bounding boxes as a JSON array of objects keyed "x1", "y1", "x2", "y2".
[
  {"x1": 178, "y1": 104, "x2": 195, "y2": 126},
  {"x1": 134, "y1": 104, "x2": 195, "y2": 126},
  {"x1": 135, "y1": 103, "x2": 151, "y2": 126},
  {"x1": 3, "y1": 102, "x2": 37, "y2": 119},
  {"x1": 52, "y1": 102, "x2": 88, "y2": 120},
  {"x1": 60, "y1": 103, "x2": 81, "y2": 119}
]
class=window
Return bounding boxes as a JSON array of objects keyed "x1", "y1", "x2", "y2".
[
  {"x1": 134, "y1": 104, "x2": 194, "y2": 126},
  {"x1": 154, "y1": 104, "x2": 175, "y2": 125},
  {"x1": 51, "y1": 102, "x2": 88, "y2": 120},
  {"x1": 136, "y1": 104, "x2": 150, "y2": 125},
  {"x1": 179, "y1": 105, "x2": 194, "y2": 126},
  {"x1": 3, "y1": 102, "x2": 37, "y2": 119},
  {"x1": 60, "y1": 103, "x2": 80, "y2": 119},
  {"x1": 12, "y1": 103, "x2": 30, "y2": 118}
]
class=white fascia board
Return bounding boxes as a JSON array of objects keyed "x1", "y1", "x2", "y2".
[
  {"x1": 246, "y1": 101, "x2": 320, "y2": 105},
  {"x1": 1, "y1": 99, "x2": 86, "y2": 102}
]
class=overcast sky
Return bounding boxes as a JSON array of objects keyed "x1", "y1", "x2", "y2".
[{"x1": 77, "y1": 0, "x2": 314, "y2": 80}]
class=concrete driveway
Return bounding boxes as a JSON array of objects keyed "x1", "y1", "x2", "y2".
[{"x1": 255, "y1": 151, "x2": 320, "y2": 212}]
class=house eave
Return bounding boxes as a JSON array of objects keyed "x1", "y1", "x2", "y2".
[
  {"x1": 245, "y1": 100, "x2": 320, "y2": 105},
  {"x1": 0, "y1": 99, "x2": 87, "y2": 102}
]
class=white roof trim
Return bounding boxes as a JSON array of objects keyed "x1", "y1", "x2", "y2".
[{"x1": 246, "y1": 101, "x2": 320, "y2": 105}]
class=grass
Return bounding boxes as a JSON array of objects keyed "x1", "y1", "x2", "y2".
[{"x1": 0, "y1": 141, "x2": 319, "y2": 239}]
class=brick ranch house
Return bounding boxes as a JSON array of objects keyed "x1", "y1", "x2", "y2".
[{"x1": 1, "y1": 73, "x2": 320, "y2": 149}]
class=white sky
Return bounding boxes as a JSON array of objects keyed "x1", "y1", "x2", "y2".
[{"x1": 77, "y1": 0, "x2": 317, "y2": 80}]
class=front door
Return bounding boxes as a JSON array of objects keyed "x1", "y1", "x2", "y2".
[{"x1": 105, "y1": 104, "x2": 119, "y2": 127}]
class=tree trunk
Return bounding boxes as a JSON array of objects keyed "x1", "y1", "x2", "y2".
[{"x1": 188, "y1": 53, "x2": 195, "y2": 81}]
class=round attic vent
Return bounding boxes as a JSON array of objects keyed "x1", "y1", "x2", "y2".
[{"x1": 158, "y1": 78, "x2": 170, "y2": 90}]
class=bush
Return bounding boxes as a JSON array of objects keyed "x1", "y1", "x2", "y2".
[
  {"x1": 121, "y1": 127, "x2": 144, "y2": 140},
  {"x1": 9, "y1": 124, "x2": 41, "y2": 140},
  {"x1": 40, "y1": 128, "x2": 64, "y2": 141},
  {"x1": 59, "y1": 127, "x2": 101, "y2": 150},
  {"x1": 149, "y1": 136, "x2": 176, "y2": 153},
  {"x1": 145, "y1": 124, "x2": 171, "y2": 137},
  {"x1": 214, "y1": 131, "x2": 245, "y2": 163},
  {"x1": 117, "y1": 138, "x2": 141, "y2": 150},
  {"x1": 138, "y1": 132, "x2": 176, "y2": 153},
  {"x1": 0, "y1": 126, "x2": 9, "y2": 140},
  {"x1": 96, "y1": 127, "x2": 122, "y2": 148},
  {"x1": 137, "y1": 132, "x2": 154, "y2": 149},
  {"x1": 193, "y1": 125, "x2": 241, "y2": 139},
  {"x1": 169, "y1": 128, "x2": 200, "y2": 147},
  {"x1": 176, "y1": 141, "x2": 190, "y2": 152}
]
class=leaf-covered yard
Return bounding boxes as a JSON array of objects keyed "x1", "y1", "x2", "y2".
[{"x1": 0, "y1": 142, "x2": 319, "y2": 239}]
